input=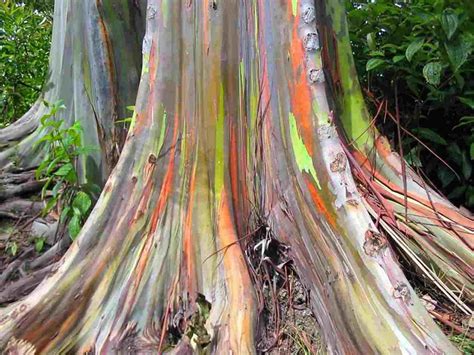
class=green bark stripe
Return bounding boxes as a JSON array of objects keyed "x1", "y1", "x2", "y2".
[
  {"x1": 292, "y1": 0, "x2": 298, "y2": 17},
  {"x1": 289, "y1": 112, "x2": 321, "y2": 189},
  {"x1": 214, "y1": 83, "x2": 225, "y2": 198}
]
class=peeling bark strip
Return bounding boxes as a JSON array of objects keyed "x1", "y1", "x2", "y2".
[{"x1": 0, "y1": 0, "x2": 463, "y2": 354}]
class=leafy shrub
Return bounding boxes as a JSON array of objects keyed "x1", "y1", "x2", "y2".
[
  {"x1": 35, "y1": 100, "x2": 98, "y2": 239},
  {"x1": 0, "y1": 0, "x2": 53, "y2": 127},
  {"x1": 347, "y1": 0, "x2": 474, "y2": 207}
]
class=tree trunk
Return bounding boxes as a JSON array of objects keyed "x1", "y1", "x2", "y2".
[
  {"x1": 317, "y1": 0, "x2": 473, "y2": 311},
  {"x1": 0, "y1": 0, "x2": 144, "y2": 186},
  {"x1": 0, "y1": 0, "x2": 469, "y2": 353}
]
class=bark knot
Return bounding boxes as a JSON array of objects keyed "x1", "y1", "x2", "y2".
[
  {"x1": 363, "y1": 230, "x2": 387, "y2": 257},
  {"x1": 147, "y1": 6, "x2": 157, "y2": 19},
  {"x1": 303, "y1": 33, "x2": 319, "y2": 52},
  {"x1": 308, "y1": 68, "x2": 325, "y2": 84},
  {"x1": 148, "y1": 154, "x2": 157, "y2": 164},
  {"x1": 330, "y1": 152, "x2": 347, "y2": 172},
  {"x1": 302, "y1": 6, "x2": 316, "y2": 24},
  {"x1": 393, "y1": 282, "x2": 411, "y2": 303}
]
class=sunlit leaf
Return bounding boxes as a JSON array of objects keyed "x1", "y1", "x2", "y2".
[
  {"x1": 422, "y1": 62, "x2": 442, "y2": 86},
  {"x1": 441, "y1": 9, "x2": 458, "y2": 40},
  {"x1": 405, "y1": 38, "x2": 424, "y2": 62}
]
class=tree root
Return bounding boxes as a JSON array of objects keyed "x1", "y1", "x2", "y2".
[
  {"x1": 0, "y1": 263, "x2": 56, "y2": 304},
  {"x1": 0, "y1": 171, "x2": 42, "y2": 202},
  {"x1": 0, "y1": 199, "x2": 43, "y2": 219}
]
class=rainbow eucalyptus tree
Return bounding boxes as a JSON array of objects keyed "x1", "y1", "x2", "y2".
[{"x1": 0, "y1": 0, "x2": 472, "y2": 353}]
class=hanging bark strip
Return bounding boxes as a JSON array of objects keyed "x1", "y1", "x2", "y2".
[{"x1": 0, "y1": 0, "x2": 466, "y2": 353}]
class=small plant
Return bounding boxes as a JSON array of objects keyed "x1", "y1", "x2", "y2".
[
  {"x1": 35, "y1": 100, "x2": 98, "y2": 239},
  {"x1": 33, "y1": 236, "x2": 46, "y2": 253},
  {"x1": 449, "y1": 333, "x2": 474, "y2": 354},
  {"x1": 6, "y1": 241, "x2": 18, "y2": 257},
  {"x1": 115, "y1": 105, "x2": 136, "y2": 129}
]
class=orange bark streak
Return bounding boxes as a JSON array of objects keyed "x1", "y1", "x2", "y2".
[
  {"x1": 289, "y1": 17, "x2": 314, "y2": 155},
  {"x1": 217, "y1": 189, "x2": 254, "y2": 348},
  {"x1": 306, "y1": 176, "x2": 337, "y2": 228}
]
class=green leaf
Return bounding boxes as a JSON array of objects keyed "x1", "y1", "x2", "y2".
[
  {"x1": 9, "y1": 242, "x2": 18, "y2": 257},
  {"x1": 64, "y1": 168, "x2": 77, "y2": 184},
  {"x1": 40, "y1": 176, "x2": 55, "y2": 200},
  {"x1": 412, "y1": 127, "x2": 447, "y2": 145},
  {"x1": 448, "y1": 185, "x2": 466, "y2": 200},
  {"x1": 54, "y1": 163, "x2": 73, "y2": 176},
  {"x1": 35, "y1": 156, "x2": 50, "y2": 179},
  {"x1": 72, "y1": 191, "x2": 92, "y2": 215},
  {"x1": 366, "y1": 58, "x2": 385, "y2": 71},
  {"x1": 454, "y1": 116, "x2": 474, "y2": 129},
  {"x1": 369, "y1": 50, "x2": 384, "y2": 57},
  {"x1": 392, "y1": 55, "x2": 405, "y2": 63},
  {"x1": 366, "y1": 33, "x2": 376, "y2": 50},
  {"x1": 43, "y1": 196, "x2": 58, "y2": 215},
  {"x1": 35, "y1": 238, "x2": 45, "y2": 253},
  {"x1": 46, "y1": 156, "x2": 64, "y2": 175},
  {"x1": 447, "y1": 144, "x2": 463, "y2": 166},
  {"x1": 437, "y1": 167, "x2": 455, "y2": 187},
  {"x1": 68, "y1": 214, "x2": 81, "y2": 239},
  {"x1": 467, "y1": 188, "x2": 474, "y2": 207},
  {"x1": 441, "y1": 10, "x2": 458, "y2": 40},
  {"x1": 471, "y1": 143, "x2": 474, "y2": 160},
  {"x1": 445, "y1": 40, "x2": 471, "y2": 71},
  {"x1": 459, "y1": 98, "x2": 474, "y2": 110},
  {"x1": 405, "y1": 38, "x2": 424, "y2": 62},
  {"x1": 461, "y1": 151, "x2": 472, "y2": 180},
  {"x1": 422, "y1": 62, "x2": 442, "y2": 86},
  {"x1": 51, "y1": 181, "x2": 63, "y2": 198},
  {"x1": 60, "y1": 206, "x2": 71, "y2": 223},
  {"x1": 405, "y1": 147, "x2": 422, "y2": 168}
]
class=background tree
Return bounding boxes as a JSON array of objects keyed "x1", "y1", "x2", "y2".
[{"x1": 0, "y1": 0, "x2": 53, "y2": 127}]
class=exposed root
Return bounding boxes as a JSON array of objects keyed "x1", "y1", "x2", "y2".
[
  {"x1": 0, "y1": 170, "x2": 42, "y2": 202},
  {"x1": 0, "y1": 201, "x2": 67, "y2": 305},
  {"x1": 0, "y1": 199, "x2": 43, "y2": 219},
  {"x1": 0, "y1": 263, "x2": 56, "y2": 304}
]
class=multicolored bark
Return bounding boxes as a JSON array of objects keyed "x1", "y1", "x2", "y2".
[
  {"x1": 318, "y1": 0, "x2": 473, "y2": 311},
  {"x1": 0, "y1": 0, "x2": 144, "y2": 185},
  {"x1": 0, "y1": 0, "x2": 467, "y2": 353}
]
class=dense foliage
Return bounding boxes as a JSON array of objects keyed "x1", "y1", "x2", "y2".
[
  {"x1": 0, "y1": 0, "x2": 53, "y2": 127},
  {"x1": 347, "y1": 0, "x2": 474, "y2": 208}
]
